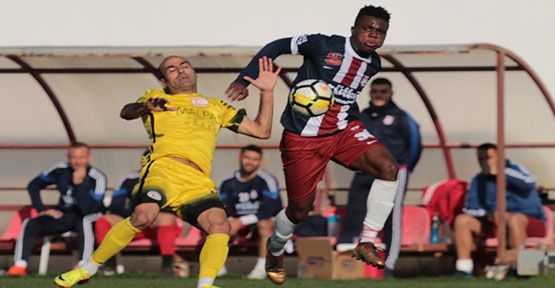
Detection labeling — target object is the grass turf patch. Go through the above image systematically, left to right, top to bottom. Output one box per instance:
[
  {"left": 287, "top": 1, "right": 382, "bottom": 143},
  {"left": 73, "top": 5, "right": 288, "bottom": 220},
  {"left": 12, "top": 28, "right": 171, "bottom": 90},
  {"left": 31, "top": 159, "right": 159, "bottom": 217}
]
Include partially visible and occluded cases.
[{"left": 1, "top": 274, "right": 555, "bottom": 288}]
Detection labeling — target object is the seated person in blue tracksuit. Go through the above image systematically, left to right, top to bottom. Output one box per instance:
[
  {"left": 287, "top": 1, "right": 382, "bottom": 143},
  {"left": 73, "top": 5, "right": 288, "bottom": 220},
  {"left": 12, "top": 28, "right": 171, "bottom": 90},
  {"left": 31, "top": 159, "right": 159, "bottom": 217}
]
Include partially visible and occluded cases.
[
  {"left": 7, "top": 142, "right": 106, "bottom": 276},
  {"left": 454, "top": 143, "right": 545, "bottom": 276},
  {"left": 219, "top": 145, "right": 282, "bottom": 279}
]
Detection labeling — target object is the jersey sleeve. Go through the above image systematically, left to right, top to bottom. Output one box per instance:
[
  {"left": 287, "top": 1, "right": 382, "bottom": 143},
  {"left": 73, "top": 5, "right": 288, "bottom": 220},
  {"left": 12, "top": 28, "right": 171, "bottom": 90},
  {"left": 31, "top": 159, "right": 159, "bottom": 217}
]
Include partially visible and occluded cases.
[
  {"left": 234, "top": 34, "right": 326, "bottom": 86},
  {"left": 290, "top": 34, "right": 326, "bottom": 58},
  {"left": 136, "top": 88, "right": 165, "bottom": 104},
  {"left": 136, "top": 93, "right": 149, "bottom": 104},
  {"left": 219, "top": 100, "right": 246, "bottom": 132},
  {"left": 401, "top": 112, "right": 422, "bottom": 172},
  {"left": 505, "top": 161, "right": 537, "bottom": 193},
  {"left": 257, "top": 171, "right": 283, "bottom": 219}
]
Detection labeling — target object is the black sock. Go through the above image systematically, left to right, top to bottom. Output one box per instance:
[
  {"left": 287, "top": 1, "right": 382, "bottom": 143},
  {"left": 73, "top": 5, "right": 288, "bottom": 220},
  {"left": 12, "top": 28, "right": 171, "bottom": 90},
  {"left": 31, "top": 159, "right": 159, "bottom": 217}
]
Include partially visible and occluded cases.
[{"left": 161, "top": 255, "right": 173, "bottom": 268}]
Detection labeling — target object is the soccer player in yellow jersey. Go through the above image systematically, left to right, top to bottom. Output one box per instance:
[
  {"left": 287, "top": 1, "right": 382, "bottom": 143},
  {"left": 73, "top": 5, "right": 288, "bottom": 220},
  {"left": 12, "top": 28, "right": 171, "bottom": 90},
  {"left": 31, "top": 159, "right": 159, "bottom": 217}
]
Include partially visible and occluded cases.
[{"left": 55, "top": 56, "right": 281, "bottom": 288}]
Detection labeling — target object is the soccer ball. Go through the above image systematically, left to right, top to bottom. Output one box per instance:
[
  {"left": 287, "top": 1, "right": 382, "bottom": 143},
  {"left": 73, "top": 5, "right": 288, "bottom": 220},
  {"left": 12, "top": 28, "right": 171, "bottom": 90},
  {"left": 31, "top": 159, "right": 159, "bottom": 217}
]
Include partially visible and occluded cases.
[{"left": 289, "top": 79, "right": 334, "bottom": 117}]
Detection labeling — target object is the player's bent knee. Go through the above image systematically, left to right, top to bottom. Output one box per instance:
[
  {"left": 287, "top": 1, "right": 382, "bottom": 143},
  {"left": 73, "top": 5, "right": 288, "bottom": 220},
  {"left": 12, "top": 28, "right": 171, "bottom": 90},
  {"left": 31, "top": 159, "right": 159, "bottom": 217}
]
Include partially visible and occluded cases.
[
  {"left": 379, "top": 161, "right": 399, "bottom": 181},
  {"left": 286, "top": 199, "right": 312, "bottom": 224},
  {"left": 131, "top": 204, "right": 159, "bottom": 229},
  {"left": 286, "top": 208, "right": 309, "bottom": 223},
  {"left": 130, "top": 213, "right": 153, "bottom": 230},
  {"left": 507, "top": 213, "right": 526, "bottom": 228},
  {"left": 454, "top": 214, "right": 475, "bottom": 230},
  {"left": 207, "top": 218, "right": 230, "bottom": 235},
  {"left": 257, "top": 219, "right": 274, "bottom": 236}
]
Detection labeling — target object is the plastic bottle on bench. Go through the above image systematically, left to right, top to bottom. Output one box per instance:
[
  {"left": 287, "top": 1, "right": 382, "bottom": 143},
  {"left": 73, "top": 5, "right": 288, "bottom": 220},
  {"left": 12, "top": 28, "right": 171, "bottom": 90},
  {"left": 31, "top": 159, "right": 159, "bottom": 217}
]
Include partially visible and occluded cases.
[
  {"left": 430, "top": 212, "right": 440, "bottom": 243},
  {"left": 327, "top": 214, "right": 339, "bottom": 237}
]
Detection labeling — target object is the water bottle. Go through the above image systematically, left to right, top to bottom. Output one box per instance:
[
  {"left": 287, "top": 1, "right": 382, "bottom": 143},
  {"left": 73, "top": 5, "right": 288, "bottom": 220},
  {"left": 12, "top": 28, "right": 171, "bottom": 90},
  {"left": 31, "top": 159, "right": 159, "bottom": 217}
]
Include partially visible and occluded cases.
[
  {"left": 430, "top": 212, "right": 440, "bottom": 243},
  {"left": 327, "top": 214, "right": 339, "bottom": 237}
]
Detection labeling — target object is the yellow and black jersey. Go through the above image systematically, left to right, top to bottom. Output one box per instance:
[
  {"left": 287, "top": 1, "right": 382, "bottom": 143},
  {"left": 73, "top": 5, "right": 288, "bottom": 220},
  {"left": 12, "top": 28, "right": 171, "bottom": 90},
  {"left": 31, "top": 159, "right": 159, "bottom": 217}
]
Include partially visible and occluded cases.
[{"left": 137, "top": 88, "right": 245, "bottom": 176}]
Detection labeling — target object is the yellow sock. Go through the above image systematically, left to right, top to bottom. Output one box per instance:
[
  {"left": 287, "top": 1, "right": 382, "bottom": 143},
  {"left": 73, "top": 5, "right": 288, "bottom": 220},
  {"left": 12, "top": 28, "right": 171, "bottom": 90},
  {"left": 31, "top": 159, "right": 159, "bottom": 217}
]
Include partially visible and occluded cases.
[
  {"left": 91, "top": 217, "right": 141, "bottom": 265},
  {"left": 199, "top": 233, "right": 230, "bottom": 280}
]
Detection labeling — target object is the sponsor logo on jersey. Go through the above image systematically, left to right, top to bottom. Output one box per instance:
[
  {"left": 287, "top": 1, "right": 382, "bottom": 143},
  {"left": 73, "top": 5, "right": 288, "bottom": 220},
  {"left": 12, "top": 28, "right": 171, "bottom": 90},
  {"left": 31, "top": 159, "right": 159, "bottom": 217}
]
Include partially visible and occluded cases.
[
  {"left": 325, "top": 52, "right": 343, "bottom": 66},
  {"left": 331, "top": 84, "right": 359, "bottom": 105},
  {"left": 192, "top": 97, "right": 209, "bottom": 107},
  {"left": 383, "top": 115, "right": 395, "bottom": 126},
  {"left": 63, "top": 188, "right": 74, "bottom": 207},
  {"left": 250, "top": 189, "right": 258, "bottom": 199},
  {"left": 147, "top": 191, "right": 162, "bottom": 201},
  {"left": 238, "top": 192, "right": 250, "bottom": 203}
]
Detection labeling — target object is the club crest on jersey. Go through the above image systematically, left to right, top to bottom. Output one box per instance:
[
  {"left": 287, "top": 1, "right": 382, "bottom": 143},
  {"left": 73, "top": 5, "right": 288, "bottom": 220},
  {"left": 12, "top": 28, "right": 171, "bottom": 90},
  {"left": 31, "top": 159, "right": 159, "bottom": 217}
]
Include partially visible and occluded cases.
[
  {"left": 325, "top": 52, "right": 343, "bottom": 66},
  {"left": 192, "top": 97, "right": 208, "bottom": 107},
  {"left": 383, "top": 115, "right": 395, "bottom": 126},
  {"left": 146, "top": 191, "right": 162, "bottom": 201}
]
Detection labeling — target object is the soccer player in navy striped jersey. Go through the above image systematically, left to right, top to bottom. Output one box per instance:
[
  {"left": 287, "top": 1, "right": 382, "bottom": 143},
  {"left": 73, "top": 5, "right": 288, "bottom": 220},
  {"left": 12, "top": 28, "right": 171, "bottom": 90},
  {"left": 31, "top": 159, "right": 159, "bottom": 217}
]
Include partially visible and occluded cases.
[{"left": 226, "top": 5, "right": 398, "bottom": 284}]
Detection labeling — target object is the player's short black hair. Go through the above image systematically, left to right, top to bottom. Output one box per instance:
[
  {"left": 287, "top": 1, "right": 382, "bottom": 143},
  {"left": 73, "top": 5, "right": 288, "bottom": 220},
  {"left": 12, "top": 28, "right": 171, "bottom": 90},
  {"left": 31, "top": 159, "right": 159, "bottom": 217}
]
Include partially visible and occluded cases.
[
  {"left": 355, "top": 5, "right": 391, "bottom": 26},
  {"left": 371, "top": 77, "right": 392, "bottom": 88},
  {"left": 69, "top": 141, "right": 89, "bottom": 150},
  {"left": 477, "top": 143, "right": 497, "bottom": 151},
  {"left": 241, "top": 144, "right": 263, "bottom": 155}
]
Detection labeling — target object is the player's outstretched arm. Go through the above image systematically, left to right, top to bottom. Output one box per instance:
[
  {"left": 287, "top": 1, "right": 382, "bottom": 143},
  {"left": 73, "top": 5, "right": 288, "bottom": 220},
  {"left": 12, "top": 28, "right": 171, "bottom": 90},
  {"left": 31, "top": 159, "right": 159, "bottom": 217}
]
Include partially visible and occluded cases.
[
  {"left": 226, "top": 38, "right": 292, "bottom": 102},
  {"left": 236, "top": 57, "right": 281, "bottom": 139},
  {"left": 120, "top": 97, "right": 176, "bottom": 120}
]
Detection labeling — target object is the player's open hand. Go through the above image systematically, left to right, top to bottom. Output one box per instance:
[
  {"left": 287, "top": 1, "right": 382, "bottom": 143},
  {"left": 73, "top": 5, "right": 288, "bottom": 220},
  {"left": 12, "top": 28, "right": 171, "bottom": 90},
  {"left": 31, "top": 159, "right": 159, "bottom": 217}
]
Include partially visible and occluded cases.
[
  {"left": 242, "top": 57, "right": 281, "bottom": 94},
  {"left": 225, "top": 82, "right": 249, "bottom": 102},
  {"left": 145, "top": 97, "right": 177, "bottom": 112}
]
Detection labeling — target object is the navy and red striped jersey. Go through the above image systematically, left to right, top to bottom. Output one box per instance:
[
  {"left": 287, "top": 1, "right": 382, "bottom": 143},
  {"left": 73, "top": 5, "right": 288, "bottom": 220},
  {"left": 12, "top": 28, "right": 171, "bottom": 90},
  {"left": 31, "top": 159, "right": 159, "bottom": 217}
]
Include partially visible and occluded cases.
[{"left": 235, "top": 34, "right": 381, "bottom": 137}]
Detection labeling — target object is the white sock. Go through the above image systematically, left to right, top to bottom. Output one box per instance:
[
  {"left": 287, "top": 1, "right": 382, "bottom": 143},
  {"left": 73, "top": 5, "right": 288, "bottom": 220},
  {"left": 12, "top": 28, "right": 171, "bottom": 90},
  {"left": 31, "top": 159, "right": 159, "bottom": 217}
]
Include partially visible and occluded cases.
[
  {"left": 360, "top": 179, "right": 398, "bottom": 243},
  {"left": 268, "top": 209, "right": 296, "bottom": 256},
  {"left": 254, "top": 257, "right": 266, "bottom": 270},
  {"left": 14, "top": 259, "right": 28, "bottom": 268},
  {"left": 77, "top": 259, "right": 87, "bottom": 267},
  {"left": 456, "top": 259, "right": 473, "bottom": 273},
  {"left": 81, "top": 260, "right": 100, "bottom": 276},
  {"left": 197, "top": 277, "right": 214, "bottom": 288}
]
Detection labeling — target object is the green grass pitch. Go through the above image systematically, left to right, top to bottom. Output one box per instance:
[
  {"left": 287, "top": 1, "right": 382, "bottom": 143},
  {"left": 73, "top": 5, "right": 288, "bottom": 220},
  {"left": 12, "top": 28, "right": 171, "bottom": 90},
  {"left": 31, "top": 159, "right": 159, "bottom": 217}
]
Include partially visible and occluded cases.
[{"left": 1, "top": 274, "right": 555, "bottom": 288}]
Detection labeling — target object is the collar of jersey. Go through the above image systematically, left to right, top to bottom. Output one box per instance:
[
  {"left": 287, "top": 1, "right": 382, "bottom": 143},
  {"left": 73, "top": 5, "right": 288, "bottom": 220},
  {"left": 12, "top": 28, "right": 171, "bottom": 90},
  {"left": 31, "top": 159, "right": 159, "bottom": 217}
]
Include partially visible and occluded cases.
[
  {"left": 346, "top": 38, "right": 374, "bottom": 64},
  {"left": 167, "top": 92, "right": 200, "bottom": 97}
]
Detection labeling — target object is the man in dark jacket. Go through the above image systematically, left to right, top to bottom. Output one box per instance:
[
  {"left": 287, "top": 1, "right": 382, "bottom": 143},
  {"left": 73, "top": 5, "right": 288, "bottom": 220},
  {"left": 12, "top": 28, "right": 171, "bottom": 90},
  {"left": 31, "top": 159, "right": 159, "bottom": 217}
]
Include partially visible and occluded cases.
[
  {"left": 337, "top": 78, "right": 422, "bottom": 276},
  {"left": 7, "top": 142, "right": 106, "bottom": 276},
  {"left": 454, "top": 143, "right": 545, "bottom": 277}
]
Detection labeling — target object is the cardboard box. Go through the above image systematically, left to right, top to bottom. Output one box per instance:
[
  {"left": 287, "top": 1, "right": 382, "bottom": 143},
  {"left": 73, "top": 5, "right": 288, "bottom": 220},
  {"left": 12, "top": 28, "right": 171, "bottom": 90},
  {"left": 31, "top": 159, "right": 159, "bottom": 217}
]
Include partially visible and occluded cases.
[{"left": 297, "top": 237, "right": 365, "bottom": 279}]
